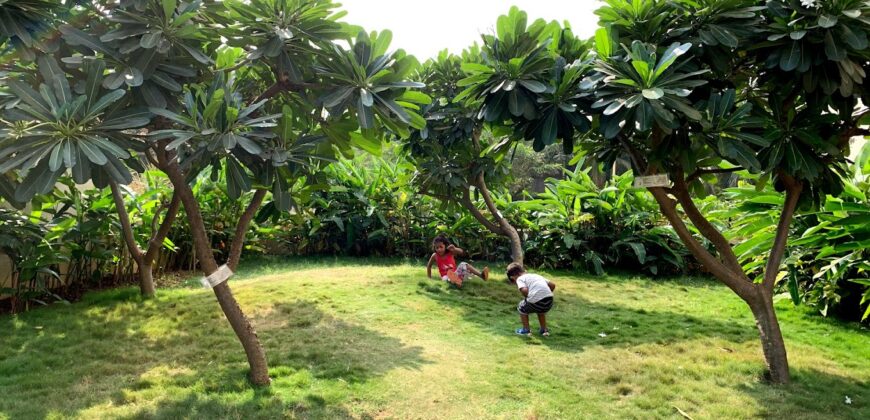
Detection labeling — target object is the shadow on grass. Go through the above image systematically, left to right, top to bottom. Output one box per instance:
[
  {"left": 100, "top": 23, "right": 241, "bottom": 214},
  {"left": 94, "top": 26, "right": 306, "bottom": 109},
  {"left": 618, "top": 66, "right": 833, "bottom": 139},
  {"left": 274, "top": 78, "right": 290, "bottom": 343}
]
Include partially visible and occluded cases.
[
  {"left": 415, "top": 278, "right": 756, "bottom": 352},
  {"left": 0, "top": 290, "right": 425, "bottom": 419},
  {"left": 740, "top": 368, "right": 869, "bottom": 419}
]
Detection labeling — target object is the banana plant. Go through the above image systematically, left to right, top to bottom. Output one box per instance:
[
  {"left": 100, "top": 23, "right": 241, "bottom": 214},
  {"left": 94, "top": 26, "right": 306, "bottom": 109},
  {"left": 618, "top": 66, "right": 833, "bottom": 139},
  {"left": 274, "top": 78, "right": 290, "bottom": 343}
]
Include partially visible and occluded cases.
[{"left": 0, "top": 56, "right": 150, "bottom": 202}]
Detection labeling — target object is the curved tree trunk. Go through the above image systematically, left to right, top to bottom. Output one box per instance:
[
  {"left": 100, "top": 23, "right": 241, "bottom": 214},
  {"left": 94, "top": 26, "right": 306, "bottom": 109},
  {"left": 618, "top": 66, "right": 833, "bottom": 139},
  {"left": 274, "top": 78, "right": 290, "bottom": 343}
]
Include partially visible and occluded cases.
[
  {"left": 163, "top": 159, "right": 271, "bottom": 386},
  {"left": 475, "top": 175, "right": 523, "bottom": 265},
  {"left": 646, "top": 177, "right": 797, "bottom": 384},
  {"left": 109, "top": 181, "right": 153, "bottom": 298},
  {"left": 110, "top": 181, "right": 181, "bottom": 298}
]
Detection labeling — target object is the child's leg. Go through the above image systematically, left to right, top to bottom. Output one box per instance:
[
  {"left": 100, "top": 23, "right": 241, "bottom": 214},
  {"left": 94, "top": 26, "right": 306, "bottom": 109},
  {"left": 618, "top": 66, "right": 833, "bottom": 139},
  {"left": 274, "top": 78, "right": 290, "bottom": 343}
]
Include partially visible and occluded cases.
[
  {"left": 461, "top": 262, "right": 490, "bottom": 280},
  {"left": 464, "top": 262, "right": 481, "bottom": 276},
  {"left": 520, "top": 313, "right": 531, "bottom": 330},
  {"left": 537, "top": 313, "right": 547, "bottom": 330}
]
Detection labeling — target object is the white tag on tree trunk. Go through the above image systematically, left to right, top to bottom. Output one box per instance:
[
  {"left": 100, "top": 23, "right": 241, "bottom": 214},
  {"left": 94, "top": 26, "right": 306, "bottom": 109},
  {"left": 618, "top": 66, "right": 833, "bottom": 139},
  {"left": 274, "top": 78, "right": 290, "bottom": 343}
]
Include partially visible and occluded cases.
[
  {"left": 634, "top": 174, "right": 671, "bottom": 188},
  {"left": 199, "top": 265, "right": 233, "bottom": 289}
]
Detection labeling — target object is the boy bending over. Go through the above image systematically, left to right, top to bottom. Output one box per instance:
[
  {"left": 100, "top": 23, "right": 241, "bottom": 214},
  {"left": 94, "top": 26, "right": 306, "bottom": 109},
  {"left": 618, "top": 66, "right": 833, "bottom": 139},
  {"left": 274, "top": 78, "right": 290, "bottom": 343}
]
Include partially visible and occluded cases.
[{"left": 506, "top": 262, "right": 555, "bottom": 337}]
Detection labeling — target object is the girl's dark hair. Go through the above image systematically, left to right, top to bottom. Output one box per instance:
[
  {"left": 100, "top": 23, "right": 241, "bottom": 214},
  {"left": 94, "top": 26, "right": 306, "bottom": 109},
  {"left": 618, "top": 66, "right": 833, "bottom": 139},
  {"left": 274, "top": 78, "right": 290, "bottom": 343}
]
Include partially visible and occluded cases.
[{"left": 432, "top": 235, "right": 450, "bottom": 247}]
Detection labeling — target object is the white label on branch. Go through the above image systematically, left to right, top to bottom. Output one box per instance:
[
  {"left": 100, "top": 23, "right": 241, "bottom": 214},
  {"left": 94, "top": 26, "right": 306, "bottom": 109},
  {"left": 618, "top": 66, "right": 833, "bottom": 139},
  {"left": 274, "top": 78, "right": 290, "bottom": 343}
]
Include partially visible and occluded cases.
[
  {"left": 634, "top": 174, "right": 671, "bottom": 188},
  {"left": 200, "top": 265, "right": 234, "bottom": 289}
]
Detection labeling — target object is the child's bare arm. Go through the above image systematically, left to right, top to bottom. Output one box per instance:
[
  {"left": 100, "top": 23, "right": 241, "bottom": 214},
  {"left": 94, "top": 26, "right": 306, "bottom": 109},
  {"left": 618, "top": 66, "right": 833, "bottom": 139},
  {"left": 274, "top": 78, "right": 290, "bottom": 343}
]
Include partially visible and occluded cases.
[
  {"left": 447, "top": 244, "right": 465, "bottom": 256},
  {"left": 427, "top": 254, "right": 436, "bottom": 278},
  {"left": 547, "top": 281, "right": 556, "bottom": 291},
  {"left": 519, "top": 287, "right": 529, "bottom": 297}
]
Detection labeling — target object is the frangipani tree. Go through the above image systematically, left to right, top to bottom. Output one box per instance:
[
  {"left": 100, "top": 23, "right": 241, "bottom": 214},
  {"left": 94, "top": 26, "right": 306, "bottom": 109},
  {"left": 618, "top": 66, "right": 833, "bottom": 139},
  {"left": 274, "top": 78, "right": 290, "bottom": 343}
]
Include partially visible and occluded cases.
[
  {"left": 0, "top": 0, "right": 425, "bottom": 386},
  {"left": 576, "top": 0, "right": 870, "bottom": 383},
  {"left": 406, "top": 8, "right": 592, "bottom": 264},
  {"left": 404, "top": 50, "right": 527, "bottom": 263}
]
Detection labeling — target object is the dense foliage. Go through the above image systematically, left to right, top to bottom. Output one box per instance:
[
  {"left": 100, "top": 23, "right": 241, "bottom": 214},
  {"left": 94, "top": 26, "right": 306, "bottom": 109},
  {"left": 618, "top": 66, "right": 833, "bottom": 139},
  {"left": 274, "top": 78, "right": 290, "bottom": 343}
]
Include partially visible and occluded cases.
[{"left": 4, "top": 148, "right": 868, "bottom": 322}]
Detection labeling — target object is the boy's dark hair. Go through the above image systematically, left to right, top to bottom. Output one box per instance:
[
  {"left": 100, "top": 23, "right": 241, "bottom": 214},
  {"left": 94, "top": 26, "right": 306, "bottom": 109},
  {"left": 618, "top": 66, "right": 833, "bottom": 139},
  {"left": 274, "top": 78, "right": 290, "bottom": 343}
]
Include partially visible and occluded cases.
[
  {"left": 432, "top": 235, "right": 450, "bottom": 247},
  {"left": 506, "top": 262, "right": 525, "bottom": 281}
]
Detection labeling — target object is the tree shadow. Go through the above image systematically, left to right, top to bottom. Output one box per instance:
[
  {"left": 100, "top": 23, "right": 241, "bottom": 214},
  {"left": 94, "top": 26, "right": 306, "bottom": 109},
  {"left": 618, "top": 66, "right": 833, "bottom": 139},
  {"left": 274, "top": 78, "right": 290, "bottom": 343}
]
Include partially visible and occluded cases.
[
  {"left": 415, "top": 278, "right": 756, "bottom": 352},
  {"left": 0, "top": 291, "right": 425, "bottom": 419},
  {"left": 739, "top": 368, "right": 869, "bottom": 419}
]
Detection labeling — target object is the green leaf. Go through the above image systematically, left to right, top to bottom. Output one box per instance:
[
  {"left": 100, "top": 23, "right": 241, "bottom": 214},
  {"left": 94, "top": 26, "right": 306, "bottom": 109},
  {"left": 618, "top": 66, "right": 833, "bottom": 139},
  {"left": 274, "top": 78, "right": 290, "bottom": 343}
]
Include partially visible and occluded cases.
[
  {"left": 162, "top": 0, "right": 177, "bottom": 20},
  {"left": 818, "top": 14, "right": 838, "bottom": 28},
  {"left": 839, "top": 24, "right": 868, "bottom": 49},
  {"left": 58, "top": 25, "right": 119, "bottom": 59},
  {"left": 709, "top": 25, "right": 738, "bottom": 48},
  {"left": 594, "top": 27, "right": 612, "bottom": 57},
  {"left": 140, "top": 31, "right": 163, "bottom": 49},
  {"left": 824, "top": 31, "right": 846, "bottom": 61},
  {"left": 780, "top": 41, "right": 801, "bottom": 71},
  {"left": 654, "top": 42, "right": 691, "bottom": 78},
  {"left": 179, "top": 43, "right": 212, "bottom": 64},
  {"left": 83, "top": 59, "right": 106, "bottom": 110},
  {"left": 632, "top": 60, "right": 650, "bottom": 82},
  {"left": 7, "top": 79, "right": 52, "bottom": 119},
  {"left": 518, "top": 79, "right": 547, "bottom": 93},
  {"left": 642, "top": 88, "right": 664, "bottom": 99},
  {"left": 87, "top": 89, "right": 126, "bottom": 117},
  {"left": 203, "top": 89, "right": 225, "bottom": 121},
  {"left": 398, "top": 91, "right": 431, "bottom": 105},
  {"left": 349, "top": 131, "right": 381, "bottom": 155},
  {"left": 235, "top": 135, "right": 263, "bottom": 155},
  {"left": 718, "top": 137, "right": 760, "bottom": 171},
  {"left": 78, "top": 139, "right": 108, "bottom": 165},
  {"left": 225, "top": 157, "right": 251, "bottom": 199},
  {"left": 787, "top": 270, "right": 801, "bottom": 305}
]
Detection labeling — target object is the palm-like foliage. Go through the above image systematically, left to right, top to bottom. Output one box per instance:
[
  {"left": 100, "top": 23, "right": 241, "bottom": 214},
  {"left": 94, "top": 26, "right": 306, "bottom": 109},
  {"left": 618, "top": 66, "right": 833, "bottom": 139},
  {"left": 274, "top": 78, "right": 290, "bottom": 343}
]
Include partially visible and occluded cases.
[
  {"left": 0, "top": 0, "right": 60, "bottom": 56},
  {"left": 317, "top": 30, "right": 427, "bottom": 137},
  {"left": 0, "top": 57, "right": 149, "bottom": 201}
]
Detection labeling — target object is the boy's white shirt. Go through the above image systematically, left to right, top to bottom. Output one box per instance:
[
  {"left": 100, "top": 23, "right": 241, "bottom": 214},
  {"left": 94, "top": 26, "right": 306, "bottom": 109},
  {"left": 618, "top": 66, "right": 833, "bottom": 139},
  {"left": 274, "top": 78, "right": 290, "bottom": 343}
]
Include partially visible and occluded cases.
[{"left": 516, "top": 273, "right": 553, "bottom": 303}]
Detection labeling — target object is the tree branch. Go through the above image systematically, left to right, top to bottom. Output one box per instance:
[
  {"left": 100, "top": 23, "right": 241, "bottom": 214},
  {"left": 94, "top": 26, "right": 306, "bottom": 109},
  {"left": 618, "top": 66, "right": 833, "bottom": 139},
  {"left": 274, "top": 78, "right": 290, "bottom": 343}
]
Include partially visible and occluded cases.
[
  {"left": 251, "top": 80, "right": 320, "bottom": 104},
  {"left": 162, "top": 156, "right": 220, "bottom": 274},
  {"left": 686, "top": 167, "right": 743, "bottom": 183},
  {"left": 671, "top": 173, "right": 747, "bottom": 276},
  {"left": 762, "top": 173, "right": 802, "bottom": 291},
  {"left": 109, "top": 181, "right": 144, "bottom": 264},
  {"left": 647, "top": 186, "right": 755, "bottom": 300},
  {"left": 459, "top": 187, "right": 504, "bottom": 235},
  {"left": 226, "top": 189, "right": 268, "bottom": 272},
  {"left": 143, "top": 192, "right": 181, "bottom": 265}
]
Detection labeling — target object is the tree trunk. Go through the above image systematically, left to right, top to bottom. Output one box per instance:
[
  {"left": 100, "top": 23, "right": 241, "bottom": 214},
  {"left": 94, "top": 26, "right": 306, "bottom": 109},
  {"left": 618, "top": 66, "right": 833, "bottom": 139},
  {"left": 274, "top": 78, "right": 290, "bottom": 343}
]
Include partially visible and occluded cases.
[
  {"left": 162, "top": 159, "right": 271, "bottom": 386},
  {"left": 474, "top": 175, "right": 524, "bottom": 265},
  {"left": 109, "top": 181, "right": 154, "bottom": 298},
  {"left": 647, "top": 185, "right": 791, "bottom": 383},
  {"left": 503, "top": 224, "right": 524, "bottom": 265},
  {"left": 138, "top": 264, "right": 155, "bottom": 297},
  {"left": 748, "top": 289, "right": 790, "bottom": 384}
]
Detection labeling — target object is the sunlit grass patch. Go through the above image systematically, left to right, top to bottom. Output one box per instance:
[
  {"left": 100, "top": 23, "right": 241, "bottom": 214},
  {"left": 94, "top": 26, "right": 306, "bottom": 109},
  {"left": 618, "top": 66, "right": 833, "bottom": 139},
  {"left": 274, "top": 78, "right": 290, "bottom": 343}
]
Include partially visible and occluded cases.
[{"left": 0, "top": 258, "right": 867, "bottom": 419}]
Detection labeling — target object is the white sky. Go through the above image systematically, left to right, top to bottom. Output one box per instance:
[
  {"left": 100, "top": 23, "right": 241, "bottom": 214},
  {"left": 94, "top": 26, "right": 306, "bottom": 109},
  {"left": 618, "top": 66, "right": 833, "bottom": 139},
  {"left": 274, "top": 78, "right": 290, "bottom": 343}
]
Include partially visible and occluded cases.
[{"left": 338, "top": 0, "right": 603, "bottom": 59}]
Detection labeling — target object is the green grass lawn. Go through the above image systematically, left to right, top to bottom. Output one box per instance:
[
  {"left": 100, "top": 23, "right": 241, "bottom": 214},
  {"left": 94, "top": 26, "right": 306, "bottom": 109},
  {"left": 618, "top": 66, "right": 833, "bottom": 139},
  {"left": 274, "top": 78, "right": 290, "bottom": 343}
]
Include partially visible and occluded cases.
[{"left": 1, "top": 258, "right": 867, "bottom": 419}]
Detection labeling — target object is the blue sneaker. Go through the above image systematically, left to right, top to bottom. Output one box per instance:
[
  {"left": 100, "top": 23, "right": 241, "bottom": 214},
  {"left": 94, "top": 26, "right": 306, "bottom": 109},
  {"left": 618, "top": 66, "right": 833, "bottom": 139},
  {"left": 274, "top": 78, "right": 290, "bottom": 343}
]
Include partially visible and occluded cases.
[
  {"left": 515, "top": 328, "right": 531, "bottom": 336},
  {"left": 539, "top": 328, "right": 550, "bottom": 337}
]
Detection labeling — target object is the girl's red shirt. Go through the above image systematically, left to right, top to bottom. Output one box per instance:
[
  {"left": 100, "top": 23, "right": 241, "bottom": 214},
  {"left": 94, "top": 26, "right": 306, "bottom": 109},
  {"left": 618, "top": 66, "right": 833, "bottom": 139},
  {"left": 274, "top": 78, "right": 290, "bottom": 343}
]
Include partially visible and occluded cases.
[{"left": 434, "top": 252, "right": 456, "bottom": 277}]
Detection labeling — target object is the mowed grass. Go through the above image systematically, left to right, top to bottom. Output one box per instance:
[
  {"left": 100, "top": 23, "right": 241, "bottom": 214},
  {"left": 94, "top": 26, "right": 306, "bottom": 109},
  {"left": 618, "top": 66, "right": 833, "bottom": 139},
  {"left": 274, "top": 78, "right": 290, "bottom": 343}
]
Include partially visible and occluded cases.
[{"left": 0, "top": 258, "right": 868, "bottom": 419}]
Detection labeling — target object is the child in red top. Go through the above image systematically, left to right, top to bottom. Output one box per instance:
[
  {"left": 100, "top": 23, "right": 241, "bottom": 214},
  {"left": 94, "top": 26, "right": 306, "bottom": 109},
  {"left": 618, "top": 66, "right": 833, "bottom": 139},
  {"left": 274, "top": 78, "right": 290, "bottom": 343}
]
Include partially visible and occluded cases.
[{"left": 426, "top": 235, "right": 489, "bottom": 287}]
